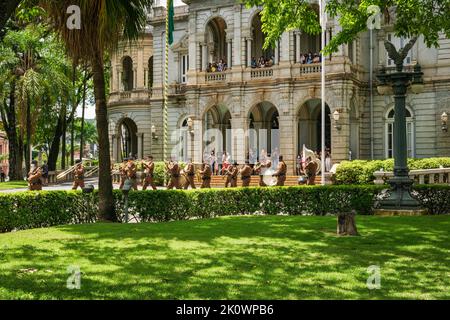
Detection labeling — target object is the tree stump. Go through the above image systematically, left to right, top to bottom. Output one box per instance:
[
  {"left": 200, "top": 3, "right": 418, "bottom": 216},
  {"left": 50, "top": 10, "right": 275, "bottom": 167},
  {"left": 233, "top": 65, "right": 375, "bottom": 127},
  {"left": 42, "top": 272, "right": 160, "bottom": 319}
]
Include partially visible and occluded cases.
[{"left": 337, "top": 210, "right": 359, "bottom": 236}]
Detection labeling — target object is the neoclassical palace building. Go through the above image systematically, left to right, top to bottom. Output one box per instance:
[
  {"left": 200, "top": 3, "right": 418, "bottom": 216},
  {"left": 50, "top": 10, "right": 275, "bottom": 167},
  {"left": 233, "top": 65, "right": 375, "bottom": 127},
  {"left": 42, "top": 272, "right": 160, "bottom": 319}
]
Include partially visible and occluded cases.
[{"left": 107, "top": 0, "right": 450, "bottom": 173}]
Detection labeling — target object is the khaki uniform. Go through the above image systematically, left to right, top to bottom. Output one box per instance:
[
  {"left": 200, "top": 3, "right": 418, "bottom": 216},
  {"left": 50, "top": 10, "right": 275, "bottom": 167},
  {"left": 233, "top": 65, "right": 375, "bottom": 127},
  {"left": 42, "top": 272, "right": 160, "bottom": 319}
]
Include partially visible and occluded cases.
[
  {"left": 126, "top": 161, "right": 138, "bottom": 190},
  {"left": 142, "top": 161, "right": 157, "bottom": 190},
  {"left": 274, "top": 161, "right": 287, "bottom": 186},
  {"left": 305, "top": 161, "right": 318, "bottom": 185},
  {"left": 119, "top": 162, "right": 127, "bottom": 190},
  {"left": 167, "top": 162, "right": 181, "bottom": 190},
  {"left": 183, "top": 163, "right": 196, "bottom": 189},
  {"left": 72, "top": 164, "right": 85, "bottom": 190},
  {"left": 199, "top": 164, "right": 212, "bottom": 188},
  {"left": 224, "top": 165, "right": 236, "bottom": 188},
  {"left": 240, "top": 165, "right": 253, "bottom": 187},
  {"left": 28, "top": 167, "right": 43, "bottom": 191}
]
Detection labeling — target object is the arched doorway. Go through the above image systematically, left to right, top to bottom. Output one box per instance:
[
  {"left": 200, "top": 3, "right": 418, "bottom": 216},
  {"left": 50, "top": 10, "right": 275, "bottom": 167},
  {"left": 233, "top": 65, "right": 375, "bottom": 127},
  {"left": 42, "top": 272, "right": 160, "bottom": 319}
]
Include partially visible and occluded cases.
[
  {"left": 251, "top": 12, "right": 275, "bottom": 61},
  {"left": 205, "top": 17, "right": 228, "bottom": 65},
  {"left": 122, "top": 56, "right": 134, "bottom": 91},
  {"left": 297, "top": 99, "right": 331, "bottom": 154},
  {"left": 248, "top": 102, "right": 279, "bottom": 164},
  {"left": 203, "top": 105, "right": 232, "bottom": 160},
  {"left": 118, "top": 118, "right": 138, "bottom": 160}
]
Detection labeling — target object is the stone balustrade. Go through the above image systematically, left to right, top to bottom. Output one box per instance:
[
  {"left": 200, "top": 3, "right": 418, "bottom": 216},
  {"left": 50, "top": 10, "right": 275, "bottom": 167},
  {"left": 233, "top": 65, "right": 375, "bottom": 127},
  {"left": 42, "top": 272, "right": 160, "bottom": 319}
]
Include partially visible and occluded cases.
[
  {"left": 250, "top": 68, "right": 274, "bottom": 79},
  {"left": 205, "top": 72, "right": 228, "bottom": 82},
  {"left": 374, "top": 168, "right": 450, "bottom": 185}
]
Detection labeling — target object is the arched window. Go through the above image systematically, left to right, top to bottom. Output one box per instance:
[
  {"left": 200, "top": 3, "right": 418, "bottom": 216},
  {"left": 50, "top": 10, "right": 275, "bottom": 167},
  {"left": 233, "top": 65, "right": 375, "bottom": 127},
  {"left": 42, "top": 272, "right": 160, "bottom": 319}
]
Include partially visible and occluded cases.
[
  {"left": 122, "top": 56, "right": 134, "bottom": 91},
  {"left": 385, "top": 107, "right": 415, "bottom": 158}
]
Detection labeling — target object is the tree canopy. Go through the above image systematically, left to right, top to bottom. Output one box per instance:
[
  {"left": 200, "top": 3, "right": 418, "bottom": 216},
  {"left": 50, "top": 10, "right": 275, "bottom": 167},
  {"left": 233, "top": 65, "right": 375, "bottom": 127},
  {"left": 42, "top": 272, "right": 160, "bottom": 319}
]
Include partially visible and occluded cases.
[{"left": 243, "top": 0, "right": 450, "bottom": 55}]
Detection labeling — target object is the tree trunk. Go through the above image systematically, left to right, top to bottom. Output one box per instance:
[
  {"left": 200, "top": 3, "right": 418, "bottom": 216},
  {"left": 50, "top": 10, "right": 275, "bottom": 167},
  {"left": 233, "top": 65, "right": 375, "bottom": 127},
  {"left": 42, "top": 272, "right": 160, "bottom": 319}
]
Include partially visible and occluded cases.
[
  {"left": 92, "top": 55, "right": 116, "bottom": 222},
  {"left": 70, "top": 62, "right": 76, "bottom": 166},
  {"left": 79, "top": 71, "right": 87, "bottom": 161},
  {"left": 1, "top": 79, "right": 23, "bottom": 181},
  {"left": 25, "top": 96, "right": 31, "bottom": 173},
  {"left": 61, "top": 104, "right": 67, "bottom": 170},
  {"left": 47, "top": 106, "right": 65, "bottom": 171},
  {"left": 337, "top": 211, "right": 359, "bottom": 236}
]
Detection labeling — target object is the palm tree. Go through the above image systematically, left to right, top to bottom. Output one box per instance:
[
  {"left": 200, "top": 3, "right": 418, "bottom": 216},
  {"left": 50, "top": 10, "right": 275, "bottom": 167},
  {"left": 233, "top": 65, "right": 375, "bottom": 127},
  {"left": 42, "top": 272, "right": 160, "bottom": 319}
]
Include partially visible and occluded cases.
[{"left": 40, "top": 0, "right": 153, "bottom": 221}]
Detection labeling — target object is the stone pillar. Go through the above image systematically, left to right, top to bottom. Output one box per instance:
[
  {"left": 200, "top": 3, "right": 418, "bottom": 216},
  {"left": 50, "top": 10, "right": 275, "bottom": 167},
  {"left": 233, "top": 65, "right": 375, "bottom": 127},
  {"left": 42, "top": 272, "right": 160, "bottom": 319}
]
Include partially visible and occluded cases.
[
  {"left": 233, "top": 4, "right": 242, "bottom": 67},
  {"left": 295, "top": 31, "right": 302, "bottom": 63},
  {"left": 280, "top": 32, "right": 290, "bottom": 63},
  {"left": 246, "top": 37, "right": 253, "bottom": 67},
  {"left": 227, "top": 39, "right": 233, "bottom": 68},
  {"left": 274, "top": 41, "right": 279, "bottom": 65},
  {"left": 201, "top": 43, "right": 208, "bottom": 71},
  {"left": 137, "top": 48, "right": 144, "bottom": 89},
  {"left": 117, "top": 68, "right": 121, "bottom": 92},
  {"left": 331, "top": 108, "right": 350, "bottom": 163},
  {"left": 278, "top": 114, "right": 296, "bottom": 174},
  {"left": 230, "top": 116, "right": 247, "bottom": 164},
  {"left": 192, "top": 118, "right": 203, "bottom": 163},
  {"left": 137, "top": 133, "right": 144, "bottom": 159},
  {"left": 112, "top": 134, "right": 118, "bottom": 162}
]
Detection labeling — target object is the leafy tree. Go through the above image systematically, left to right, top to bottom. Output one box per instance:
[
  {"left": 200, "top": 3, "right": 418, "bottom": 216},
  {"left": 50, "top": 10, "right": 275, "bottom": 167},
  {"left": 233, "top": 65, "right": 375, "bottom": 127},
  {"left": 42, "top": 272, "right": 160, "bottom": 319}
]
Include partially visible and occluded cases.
[
  {"left": 0, "top": 0, "right": 22, "bottom": 39},
  {"left": 39, "top": 0, "right": 153, "bottom": 221},
  {"left": 243, "top": 0, "right": 450, "bottom": 55}
]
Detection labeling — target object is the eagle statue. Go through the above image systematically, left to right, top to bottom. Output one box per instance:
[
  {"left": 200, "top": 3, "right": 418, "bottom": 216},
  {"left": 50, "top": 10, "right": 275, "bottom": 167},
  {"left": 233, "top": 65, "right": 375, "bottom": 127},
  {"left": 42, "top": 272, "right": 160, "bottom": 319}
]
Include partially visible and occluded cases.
[{"left": 384, "top": 36, "right": 418, "bottom": 71}]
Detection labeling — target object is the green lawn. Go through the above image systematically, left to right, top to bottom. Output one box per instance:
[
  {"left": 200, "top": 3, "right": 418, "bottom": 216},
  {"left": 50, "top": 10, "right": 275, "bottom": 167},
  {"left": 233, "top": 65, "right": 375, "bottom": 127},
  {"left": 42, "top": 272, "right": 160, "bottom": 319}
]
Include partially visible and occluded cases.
[
  {"left": 0, "top": 181, "right": 28, "bottom": 190},
  {"left": 0, "top": 215, "right": 449, "bottom": 300}
]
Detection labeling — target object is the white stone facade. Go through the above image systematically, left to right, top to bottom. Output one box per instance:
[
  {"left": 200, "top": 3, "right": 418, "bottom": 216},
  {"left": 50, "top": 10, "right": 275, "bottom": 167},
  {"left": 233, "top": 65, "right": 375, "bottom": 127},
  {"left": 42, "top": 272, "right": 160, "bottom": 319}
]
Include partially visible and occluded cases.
[{"left": 107, "top": 0, "right": 450, "bottom": 173}]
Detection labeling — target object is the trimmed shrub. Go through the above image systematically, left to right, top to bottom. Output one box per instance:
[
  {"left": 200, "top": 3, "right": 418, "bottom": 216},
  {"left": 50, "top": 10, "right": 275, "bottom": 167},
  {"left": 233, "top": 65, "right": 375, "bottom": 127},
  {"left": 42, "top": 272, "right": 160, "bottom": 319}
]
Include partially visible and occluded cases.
[
  {"left": 334, "top": 158, "right": 450, "bottom": 185},
  {"left": 1, "top": 185, "right": 448, "bottom": 233}
]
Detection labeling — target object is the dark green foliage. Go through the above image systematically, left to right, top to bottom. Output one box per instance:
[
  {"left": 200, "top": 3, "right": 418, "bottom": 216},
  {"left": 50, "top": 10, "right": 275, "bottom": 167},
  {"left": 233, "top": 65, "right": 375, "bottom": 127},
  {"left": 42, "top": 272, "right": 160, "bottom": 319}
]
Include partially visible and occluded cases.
[
  {"left": 335, "top": 158, "right": 450, "bottom": 185},
  {"left": 1, "top": 184, "right": 449, "bottom": 233}
]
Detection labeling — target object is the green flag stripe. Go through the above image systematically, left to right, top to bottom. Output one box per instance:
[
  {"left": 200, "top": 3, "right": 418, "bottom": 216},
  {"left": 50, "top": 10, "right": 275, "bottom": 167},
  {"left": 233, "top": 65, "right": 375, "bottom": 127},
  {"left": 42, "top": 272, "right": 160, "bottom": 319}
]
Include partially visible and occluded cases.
[{"left": 168, "top": 0, "right": 174, "bottom": 45}]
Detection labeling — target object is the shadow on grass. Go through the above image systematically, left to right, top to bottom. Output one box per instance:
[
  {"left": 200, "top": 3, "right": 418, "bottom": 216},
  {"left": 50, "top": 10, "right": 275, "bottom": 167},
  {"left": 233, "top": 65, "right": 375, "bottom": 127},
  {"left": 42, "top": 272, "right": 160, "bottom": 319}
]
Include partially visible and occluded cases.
[{"left": 0, "top": 215, "right": 449, "bottom": 299}]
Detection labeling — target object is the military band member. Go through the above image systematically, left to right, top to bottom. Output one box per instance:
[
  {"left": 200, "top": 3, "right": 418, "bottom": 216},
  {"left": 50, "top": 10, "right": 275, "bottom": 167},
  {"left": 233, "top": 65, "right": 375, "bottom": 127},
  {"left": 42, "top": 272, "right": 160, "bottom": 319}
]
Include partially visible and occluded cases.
[
  {"left": 142, "top": 155, "right": 157, "bottom": 191},
  {"left": 273, "top": 155, "right": 287, "bottom": 186},
  {"left": 126, "top": 157, "right": 138, "bottom": 190},
  {"left": 304, "top": 157, "right": 318, "bottom": 185},
  {"left": 119, "top": 158, "right": 128, "bottom": 190},
  {"left": 72, "top": 159, "right": 85, "bottom": 190},
  {"left": 182, "top": 159, "right": 196, "bottom": 189},
  {"left": 28, "top": 160, "right": 43, "bottom": 191},
  {"left": 166, "top": 160, "right": 181, "bottom": 190},
  {"left": 199, "top": 161, "right": 212, "bottom": 188},
  {"left": 240, "top": 161, "right": 253, "bottom": 187},
  {"left": 223, "top": 162, "right": 235, "bottom": 188}
]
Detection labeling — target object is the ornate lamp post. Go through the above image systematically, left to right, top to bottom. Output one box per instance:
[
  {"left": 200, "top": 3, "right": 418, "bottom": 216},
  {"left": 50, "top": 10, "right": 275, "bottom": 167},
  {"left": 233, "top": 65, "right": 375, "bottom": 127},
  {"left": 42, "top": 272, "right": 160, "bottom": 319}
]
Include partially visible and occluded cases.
[{"left": 376, "top": 38, "right": 424, "bottom": 209}]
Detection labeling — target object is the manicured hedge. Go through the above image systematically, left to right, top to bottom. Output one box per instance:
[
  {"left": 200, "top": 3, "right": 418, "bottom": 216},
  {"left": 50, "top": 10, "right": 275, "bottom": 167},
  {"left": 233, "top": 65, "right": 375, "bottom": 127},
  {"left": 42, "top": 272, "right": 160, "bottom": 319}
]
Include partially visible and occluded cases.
[
  {"left": 334, "top": 158, "right": 450, "bottom": 185},
  {"left": 1, "top": 185, "right": 449, "bottom": 233}
]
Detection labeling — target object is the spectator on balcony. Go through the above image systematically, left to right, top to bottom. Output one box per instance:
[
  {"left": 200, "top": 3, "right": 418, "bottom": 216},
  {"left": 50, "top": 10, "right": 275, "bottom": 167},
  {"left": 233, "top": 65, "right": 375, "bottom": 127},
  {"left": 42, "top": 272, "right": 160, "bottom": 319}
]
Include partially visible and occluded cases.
[
  {"left": 306, "top": 52, "right": 313, "bottom": 64},
  {"left": 300, "top": 53, "right": 306, "bottom": 64},
  {"left": 313, "top": 53, "right": 320, "bottom": 63},
  {"left": 251, "top": 57, "right": 257, "bottom": 68},
  {"left": 265, "top": 58, "right": 274, "bottom": 67},
  {"left": 206, "top": 63, "right": 212, "bottom": 73}
]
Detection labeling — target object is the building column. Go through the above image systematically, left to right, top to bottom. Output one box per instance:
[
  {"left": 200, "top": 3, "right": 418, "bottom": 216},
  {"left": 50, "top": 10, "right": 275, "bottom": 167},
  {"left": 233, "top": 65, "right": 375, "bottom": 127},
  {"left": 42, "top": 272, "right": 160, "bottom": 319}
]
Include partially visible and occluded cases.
[
  {"left": 295, "top": 31, "right": 302, "bottom": 63},
  {"left": 246, "top": 37, "right": 253, "bottom": 67},
  {"left": 227, "top": 39, "right": 232, "bottom": 68},
  {"left": 274, "top": 40, "right": 279, "bottom": 65},
  {"left": 201, "top": 42, "right": 208, "bottom": 71},
  {"left": 117, "top": 68, "right": 121, "bottom": 92},
  {"left": 278, "top": 114, "right": 296, "bottom": 174},
  {"left": 230, "top": 116, "right": 247, "bottom": 164},
  {"left": 192, "top": 118, "right": 203, "bottom": 163},
  {"left": 137, "top": 133, "right": 144, "bottom": 160},
  {"left": 112, "top": 134, "right": 118, "bottom": 162}
]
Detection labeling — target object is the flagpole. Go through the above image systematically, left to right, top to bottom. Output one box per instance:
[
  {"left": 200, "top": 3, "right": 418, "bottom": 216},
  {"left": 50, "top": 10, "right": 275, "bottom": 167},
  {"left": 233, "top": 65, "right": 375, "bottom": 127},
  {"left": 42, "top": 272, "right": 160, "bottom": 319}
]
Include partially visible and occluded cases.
[
  {"left": 164, "top": 0, "right": 170, "bottom": 184},
  {"left": 320, "top": 0, "right": 326, "bottom": 186}
]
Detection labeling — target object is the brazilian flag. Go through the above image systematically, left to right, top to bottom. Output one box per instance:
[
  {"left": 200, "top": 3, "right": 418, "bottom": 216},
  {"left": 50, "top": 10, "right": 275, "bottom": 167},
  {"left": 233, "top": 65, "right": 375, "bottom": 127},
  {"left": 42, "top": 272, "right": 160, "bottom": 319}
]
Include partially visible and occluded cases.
[{"left": 167, "top": 0, "right": 175, "bottom": 45}]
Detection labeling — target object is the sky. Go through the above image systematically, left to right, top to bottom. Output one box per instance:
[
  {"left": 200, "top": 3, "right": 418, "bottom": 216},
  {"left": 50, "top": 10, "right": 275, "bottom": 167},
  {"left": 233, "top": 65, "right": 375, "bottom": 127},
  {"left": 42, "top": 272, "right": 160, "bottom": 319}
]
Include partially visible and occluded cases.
[{"left": 79, "top": 0, "right": 186, "bottom": 120}]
